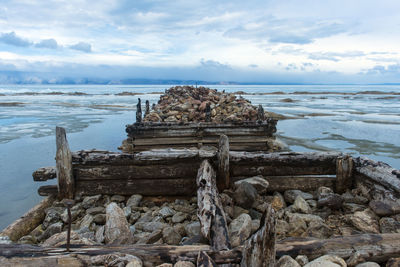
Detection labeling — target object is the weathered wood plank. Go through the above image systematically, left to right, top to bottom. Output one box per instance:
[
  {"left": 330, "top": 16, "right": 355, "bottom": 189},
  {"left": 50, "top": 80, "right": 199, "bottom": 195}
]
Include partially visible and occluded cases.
[
  {"left": 55, "top": 126, "right": 74, "bottom": 199},
  {"left": 217, "top": 134, "right": 230, "bottom": 191},
  {"left": 132, "top": 135, "right": 272, "bottom": 145},
  {"left": 130, "top": 143, "right": 272, "bottom": 152},
  {"left": 230, "top": 152, "right": 340, "bottom": 176},
  {"left": 336, "top": 155, "right": 353, "bottom": 194},
  {"left": 353, "top": 157, "right": 400, "bottom": 194},
  {"left": 197, "top": 160, "right": 231, "bottom": 251},
  {"left": 74, "top": 163, "right": 199, "bottom": 181},
  {"left": 32, "top": 167, "right": 56, "bottom": 181},
  {"left": 75, "top": 178, "right": 197, "bottom": 196},
  {"left": 38, "top": 185, "right": 58, "bottom": 196},
  {"left": 0, "top": 196, "right": 55, "bottom": 242},
  {"left": 241, "top": 205, "right": 275, "bottom": 267},
  {"left": 197, "top": 251, "right": 217, "bottom": 267}
]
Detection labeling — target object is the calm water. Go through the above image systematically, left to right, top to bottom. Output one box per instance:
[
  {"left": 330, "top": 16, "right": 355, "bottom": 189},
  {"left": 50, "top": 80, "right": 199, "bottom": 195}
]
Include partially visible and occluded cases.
[{"left": 0, "top": 84, "right": 399, "bottom": 230}]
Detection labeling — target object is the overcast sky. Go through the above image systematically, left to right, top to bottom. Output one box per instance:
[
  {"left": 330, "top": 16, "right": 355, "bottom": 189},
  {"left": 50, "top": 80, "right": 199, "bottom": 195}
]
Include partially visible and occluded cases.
[{"left": 1, "top": 0, "right": 400, "bottom": 83}]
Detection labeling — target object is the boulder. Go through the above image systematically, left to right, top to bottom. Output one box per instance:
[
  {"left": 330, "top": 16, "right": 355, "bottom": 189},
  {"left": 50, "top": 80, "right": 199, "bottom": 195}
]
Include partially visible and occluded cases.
[
  {"left": 234, "top": 176, "right": 269, "bottom": 194},
  {"left": 233, "top": 182, "right": 258, "bottom": 209},
  {"left": 293, "top": 196, "right": 312, "bottom": 214},
  {"left": 104, "top": 202, "right": 133, "bottom": 244},
  {"left": 349, "top": 209, "right": 380, "bottom": 233},
  {"left": 228, "top": 213, "right": 252, "bottom": 247},
  {"left": 276, "top": 255, "right": 301, "bottom": 267},
  {"left": 304, "top": 255, "right": 346, "bottom": 267}
]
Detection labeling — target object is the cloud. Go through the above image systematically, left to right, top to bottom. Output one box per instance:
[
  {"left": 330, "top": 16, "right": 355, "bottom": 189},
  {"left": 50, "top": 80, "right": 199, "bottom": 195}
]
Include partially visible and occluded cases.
[
  {"left": 0, "top": 32, "right": 31, "bottom": 47},
  {"left": 35, "top": 39, "right": 59, "bottom": 49},
  {"left": 69, "top": 42, "right": 92, "bottom": 53},
  {"left": 308, "top": 51, "right": 365, "bottom": 61},
  {"left": 199, "top": 59, "right": 231, "bottom": 69},
  {"left": 249, "top": 64, "right": 258, "bottom": 68},
  {"left": 365, "top": 64, "right": 400, "bottom": 75}
]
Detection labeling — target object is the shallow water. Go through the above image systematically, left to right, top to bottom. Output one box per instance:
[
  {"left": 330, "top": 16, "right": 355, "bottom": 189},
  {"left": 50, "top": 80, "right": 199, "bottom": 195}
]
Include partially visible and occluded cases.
[{"left": 0, "top": 84, "right": 399, "bottom": 230}]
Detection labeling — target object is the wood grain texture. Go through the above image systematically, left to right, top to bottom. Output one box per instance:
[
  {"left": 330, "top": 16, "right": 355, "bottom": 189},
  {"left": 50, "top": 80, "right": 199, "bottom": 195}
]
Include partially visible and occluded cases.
[
  {"left": 55, "top": 127, "right": 74, "bottom": 199},
  {"left": 217, "top": 134, "right": 230, "bottom": 191},
  {"left": 336, "top": 155, "right": 353, "bottom": 194},
  {"left": 32, "top": 167, "right": 56, "bottom": 181}
]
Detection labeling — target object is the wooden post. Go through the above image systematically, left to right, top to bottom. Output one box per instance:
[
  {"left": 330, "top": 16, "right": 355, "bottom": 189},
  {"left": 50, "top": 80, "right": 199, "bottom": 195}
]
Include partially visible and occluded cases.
[
  {"left": 136, "top": 98, "right": 142, "bottom": 123},
  {"left": 145, "top": 100, "right": 150, "bottom": 116},
  {"left": 205, "top": 103, "right": 211, "bottom": 122},
  {"left": 257, "top": 104, "right": 265, "bottom": 122},
  {"left": 56, "top": 127, "right": 74, "bottom": 199},
  {"left": 217, "top": 134, "right": 230, "bottom": 191},
  {"left": 336, "top": 155, "right": 353, "bottom": 194},
  {"left": 197, "top": 160, "right": 231, "bottom": 251},
  {"left": 241, "top": 205, "right": 276, "bottom": 267},
  {"left": 197, "top": 251, "right": 217, "bottom": 267}
]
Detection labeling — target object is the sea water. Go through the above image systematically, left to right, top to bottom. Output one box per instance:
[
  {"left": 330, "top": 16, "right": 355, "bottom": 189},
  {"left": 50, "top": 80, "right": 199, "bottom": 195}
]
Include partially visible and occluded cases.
[{"left": 0, "top": 84, "right": 399, "bottom": 230}]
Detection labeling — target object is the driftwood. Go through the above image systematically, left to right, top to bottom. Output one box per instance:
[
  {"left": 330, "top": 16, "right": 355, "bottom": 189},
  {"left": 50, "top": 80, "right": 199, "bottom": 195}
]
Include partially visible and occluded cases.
[
  {"left": 136, "top": 98, "right": 142, "bottom": 123},
  {"left": 55, "top": 127, "right": 74, "bottom": 199},
  {"left": 217, "top": 134, "right": 230, "bottom": 191},
  {"left": 336, "top": 155, "right": 353, "bottom": 194},
  {"left": 353, "top": 157, "right": 400, "bottom": 194},
  {"left": 197, "top": 160, "right": 231, "bottom": 251},
  {"left": 32, "top": 167, "right": 56, "bottom": 181},
  {"left": 38, "top": 185, "right": 58, "bottom": 196},
  {"left": 0, "top": 196, "right": 55, "bottom": 242},
  {"left": 241, "top": 205, "right": 276, "bottom": 267},
  {"left": 197, "top": 251, "right": 217, "bottom": 267}
]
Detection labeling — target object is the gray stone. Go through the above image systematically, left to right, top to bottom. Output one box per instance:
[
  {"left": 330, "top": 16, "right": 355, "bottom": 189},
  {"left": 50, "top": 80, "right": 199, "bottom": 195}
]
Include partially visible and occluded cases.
[
  {"left": 234, "top": 176, "right": 269, "bottom": 194},
  {"left": 233, "top": 182, "right": 258, "bottom": 209},
  {"left": 317, "top": 186, "right": 334, "bottom": 199},
  {"left": 284, "top": 190, "right": 313, "bottom": 204},
  {"left": 271, "top": 192, "right": 287, "bottom": 211},
  {"left": 82, "top": 194, "right": 102, "bottom": 209},
  {"left": 110, "top": 194, "right": 125, "bottom": 202},
  {"left": 127, "top": 194, "right": 143, "bottom": 208},
  {"left": 317, "top": 194, "right": 343, "bottom": 210},
  {"left": 293, "top": 196, "right": 312, "bottom": 214},
  {"left": 369, "top": 200, "right": 400, "bottom": 217},
  {"left": 104, "top": 202, "right": 133, "bottom": 244},
  {"left": 343, "top": 203, "right": 367, "bottom": 213},
  {"left": 233, "top": 205, "right": 249, "bottom": 219},
  {"left": 86, "top": 206, "right": 105, "bottom": 215},
  {"left": 123, "top": 206, "right": 132, "bottom": 218},
  {"left": 159, "top": 206, "right": 176, "bottom": 218},
  {"left": 43, "top": 207, "right": 63, "bottom": 229},
  {"left": 61, "top": 207, "right": 83, "bottom": 223},
  {"left": 249, "top": 209, "right": 262, "bottom": 220},
  {"left": 350, "top": 209, "right": 380, "bottom": 233},
  {"left": 137, "top": 210, "right": 153, "bottom": 223},
  {"left": 129, "top": 211, "right": 141, "bottom": 224},
  {"left": 172, "top": 211, "right": 188, "bottom": 223},
  {"left": 286, "top": 212, "right": 323, "bottom": 225},
  {"left": 93, "top": 213, "right": 106, "bottom": 225},
  {"left": 228, "top": 213, "right": 252, "bottom": 247},
  {"left": 79, "top": 214, "right": 94, "bottom": 230},
  {"left": 379, "top": 217, "right": 400, "bottom": 233},
  {"left": 251, "top": 219, "right": 261, "bottom": 234},
  {"left": 276, "top": 219, "right": 290, "bottom": 236},
  {"left": 306, "top": 221, "right": 333, "bottom": 239},
  {"left": 39, "top": 222, "right": 63, "bottom": 241},
  {"left": 142, "top": 222, "right": 168, "bottom": 232},
  {"left": 185, "top": 222, "right": 201, "bottom": 237},
  {"left": 95, "top": 225, "right": 105, "bottom": 243},
  {"left": 162, "top": 226, "right": 182, "bottom": 245},
  {"left": 136, "top": 229, "right": 163, "bottom": 244},
  {"left": 17, "top": 235, "right": 36, "bottom": 245},
  {"left": 276, "top": 255, "right": 301, "bottom": 267},
  {"left": 295, "top": 255, "right": 309, "bottom": 266},
  {"left": 304, "top": 255, "right": 346, "bottom": 267},
  {"left": 126, "top": 256, "right": 143, "bottom": 267},
  {"left": 174, "top": 261, "right": 195, "bottom": 267},
  {"left": 355, "top": 262, "right": 380, "bottom": 267}
]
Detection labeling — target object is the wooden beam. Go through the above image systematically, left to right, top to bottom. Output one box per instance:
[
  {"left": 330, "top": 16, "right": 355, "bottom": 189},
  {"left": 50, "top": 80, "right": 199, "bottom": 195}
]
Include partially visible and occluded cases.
[
  {"left": 136, "top": 98, "right": 142, "bottom": 123},
  {"left": 55, "top": 127, "right": 74, "bottom": 199},
  {"left": 217, "top": 134, "right": 230, "bottom": 191},
  {"left": 336, "top": 155, "right": 353, "bottom": 194},
  {"left": 197, "top": 160, "right": 231, "bottom": 251},
  {"left": 32, "top": 167, "right": 56, "bottom": 181},
  {"left": 38, "top": 185, "right": 58, "bottom": 196},
  {"left": 0, "top": 196, "right": 55, "bottom": 242},
  {"left": 241, "top": 205, "right": 276, "bottom": 267}
]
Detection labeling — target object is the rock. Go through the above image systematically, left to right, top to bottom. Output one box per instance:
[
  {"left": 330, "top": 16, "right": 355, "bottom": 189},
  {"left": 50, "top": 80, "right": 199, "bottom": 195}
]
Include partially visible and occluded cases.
[
  {"left": 234, "top": 176, "right": 269, "bottom": 194},
  {"left": 233, "top": 182, "right": 258, "bottom": 209},
  {"left": 317, "top": 186, "right": 334, "bottom": 199},
  {"left": 284, "top": 190, "right": 313, "bottom": 204},
  {"left": 272, "top": 192, "right": 287, "bottom": 211},
  {"left": 111, "top": 194, "right": 125, "bottom": 202},
  {"left": 127, "top": 194, "right": 143, "bottom": 208},
  {"left": 317, "top": 194, "right": 343, "bottom": 210},
  {"left": 82, "top": 195, "right": 102, "bottom": 209},
  {"left": 293, "top": 196, "right": 312, "bottom": 214},
  {"left": 369, "top": 200, "right": 400, "bottom": 217},
  {"left": 104, "top": 202, "right": 133, "bottom": 244},
  {"left": 343, "top": 203, "right": 367, "bottom": 213},
  {"left": 233, "top": 205, "right": 249, "bottom": 219},
  {"left": 86, "top": 206, "right": 105, "bottom": 215},
  {"left": 123, "top": 206, "right": 132, "bottom": 218},
  {"left": 159, "top": 206, "right": 176, "bottom": 218},
  {"left": 43, "top": 207, "right": 63, "bottom": 229},
  {"left": 61, "top": 208, "right": 83, "bottom": 223},
  {"left": 249, "top": 209, "right": 262, "bottom": 220},
  {"left": 349, "top": 209, "right": 380, "bottom": 233},
  {"left": 137, "top": 210, "right": 153, "bottom": 223},
  {"left": 129, "top": 211, "right": 141, "bottom": 224},
  {"left": 172, "top": 211, "right": 188, "bottom": 223},
  {"left": 286, "top": 212, "right": 324, "bottom": 225},
  {"left": 93, "top": 213, "right": 106, "bottom": 224},
  {"left": 228, "top": 213, "right": 252, "bottom": 247},
  {"left": 79, "top": 214, "right": 94, "bottom": 230},
  {"left": 379, "top": 217, "right": 400, "bottom": 233},
  {"left": 251, "top": 219, "right": 261, "bottom": 234},
  {"left": 276, "top": 219, "right": 290, "bottom": 236},
  {"left": 288, "top": 220, "right": 307, "bottom": 237},
  {"left": 306, "top": 221, "right": 333, "bottom": 239},
  {"left": 39, "top": 222, "right": 63, "bottom": 241},
  {"left": 141, "top": 222, "right": 168, "bottom": 232},
  {"left": 185, "top": 222, "right": 201, "bottom": 237},
  {"left": 174, "top": 224, "right": 186, "bottom": 237},
  {"left": 95, "top": 225, "right": 105, "bottom": 243},
  {"left": 162, "top": 226, "right": 182, "bottom": 245},
  {"left": 136, "top": 229, "right": 163, "bottom": 244},
  {"left": 42, "top": 230, "right": 96, "bottom": 247},
  {"left": 18, "top": 235, "right": 36, "bottom": 244},
  {"left": 0, "top": 236, "right": 12, "bottom": 244},
  {"left": 276, "top": 255, "right": 301, "bottom": 267},
  {"left": 295, "top": 255, "right": 309, "bottom": 266},
  {"left": 304, "top": 255, "right": 346, "bottom": 267},
  {"left": 126, "top": 256, "right": 143, "bottom": 267},
  {"left": 387, "top": 257, "right": 400, "bottom": 267},
  {"left": 174, "top": 261, "right": 195, "bottom": 267},
  {"left": 355, "top": 262, "right": 380, "bottom": 267},
  {"left": 157, "top": 264, "right": 173, "bottom": 267}
]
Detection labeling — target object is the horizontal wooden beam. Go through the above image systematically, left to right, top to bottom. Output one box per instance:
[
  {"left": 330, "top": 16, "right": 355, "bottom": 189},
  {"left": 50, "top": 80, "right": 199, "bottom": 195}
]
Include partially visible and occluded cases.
[
  {"left": 32, "top": 167, "right": 56, "bottom": 181},
  {"left": 38, "top": 185, "right": 58, "bottom": 196}
]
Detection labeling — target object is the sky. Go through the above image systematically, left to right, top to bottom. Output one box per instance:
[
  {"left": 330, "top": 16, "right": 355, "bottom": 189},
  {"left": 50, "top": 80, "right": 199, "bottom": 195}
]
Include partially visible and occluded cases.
[{"left": 0, "top": 0, "right": 400, "bottom": 84}]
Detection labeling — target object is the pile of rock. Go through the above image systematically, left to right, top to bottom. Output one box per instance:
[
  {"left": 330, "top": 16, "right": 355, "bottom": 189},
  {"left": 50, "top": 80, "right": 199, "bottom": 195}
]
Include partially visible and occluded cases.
[
  {"left": 143, "top": 86, "right": 268, "bottom": 123},
  {"left": 15, "top": 177, "right": 400, "bottom": 266}
]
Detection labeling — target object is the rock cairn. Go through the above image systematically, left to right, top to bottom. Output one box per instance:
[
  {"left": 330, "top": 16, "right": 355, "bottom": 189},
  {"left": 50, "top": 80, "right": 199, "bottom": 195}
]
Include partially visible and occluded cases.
[
  {"left": 143, "top": 86, "right": 267, "bottom": 123},
  {"left": 14, "top": 179, "right": 400, "bottom": 266}
]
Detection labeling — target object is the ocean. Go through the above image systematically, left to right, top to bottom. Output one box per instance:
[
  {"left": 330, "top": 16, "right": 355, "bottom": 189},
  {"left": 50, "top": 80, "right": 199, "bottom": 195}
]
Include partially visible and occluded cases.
[{"left": 0, "top": 84, "right": 399, "bottom": 230}]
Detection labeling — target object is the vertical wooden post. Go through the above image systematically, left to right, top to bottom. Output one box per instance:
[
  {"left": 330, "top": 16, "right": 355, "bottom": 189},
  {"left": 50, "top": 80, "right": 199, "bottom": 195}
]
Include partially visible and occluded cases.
[
  {"left": 136, "top": 98, "right": 142, "bottom": 123},
  {"left": 145, "top": 100, "right": 150, "bottom": 116},
  {"left": 205, "top": 103, "right": 211, "bottom": 122},
  {"left": 257, "top": 104, "right": 265, "bottom": 122},
  {"left": 55, "top": 127, "right": 74, "bottom": 199},
  {"left": 217, "top": 134, "right": 230, "bottom": 192},
  {"left": 336, "top": 155, "right": 353, "bottom": 194},
  {"left": 241, "top": 205, "right": 276, "bottom": 267}
]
